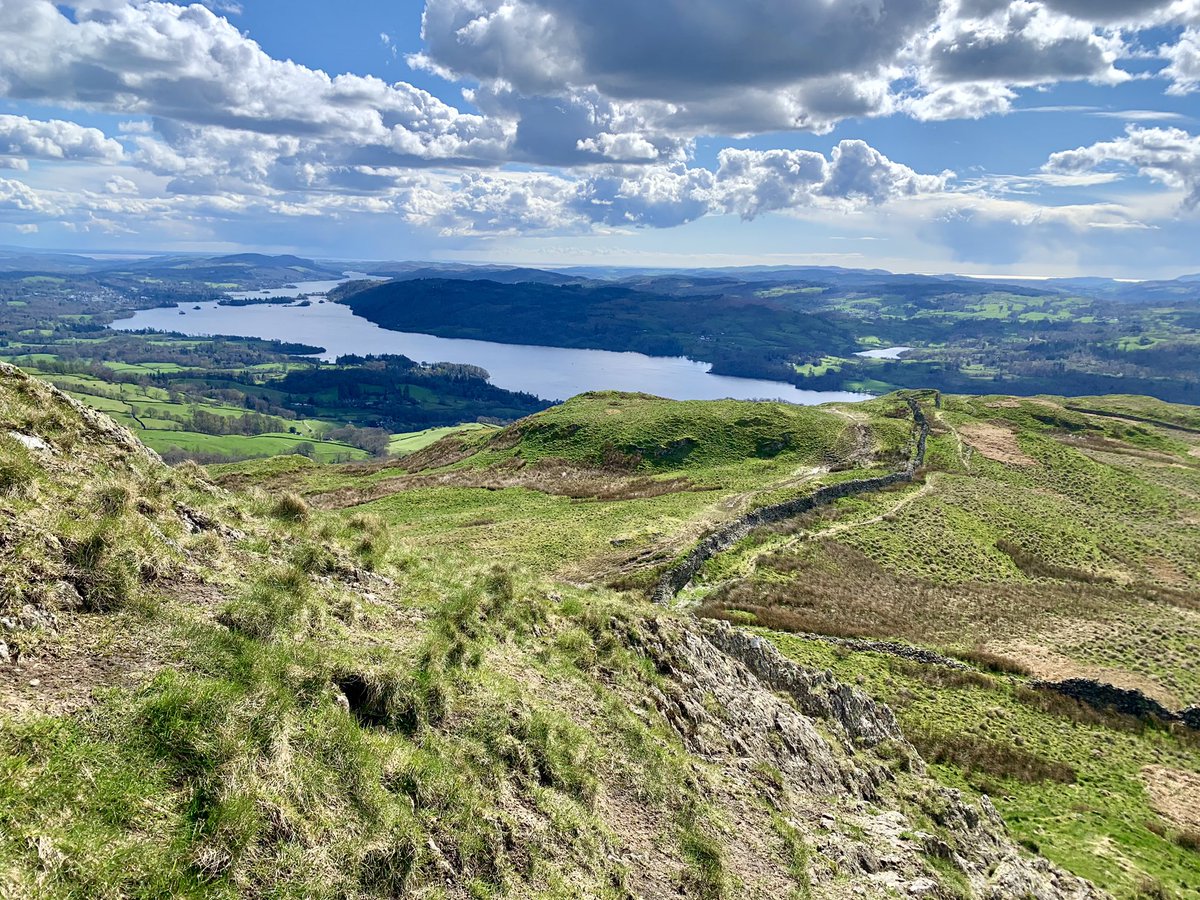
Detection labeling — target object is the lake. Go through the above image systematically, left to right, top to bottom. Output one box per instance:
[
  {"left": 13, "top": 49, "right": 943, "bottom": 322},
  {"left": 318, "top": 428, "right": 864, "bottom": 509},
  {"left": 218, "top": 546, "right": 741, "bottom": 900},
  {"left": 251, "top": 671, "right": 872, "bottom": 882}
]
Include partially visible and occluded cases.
[
  {"left": 112, "top": 280, "right": 870, "bottom": 405},
  {"left": 855, "top": 346, "right": 912, "bottom": 360}
]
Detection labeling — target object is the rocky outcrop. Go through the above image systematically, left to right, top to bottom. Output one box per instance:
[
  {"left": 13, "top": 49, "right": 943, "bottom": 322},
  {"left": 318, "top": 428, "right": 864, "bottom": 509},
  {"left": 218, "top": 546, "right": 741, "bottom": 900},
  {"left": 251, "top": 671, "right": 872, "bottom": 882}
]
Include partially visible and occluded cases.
[
  {"left": 0, "top": 361, "right": 161, "bottom": 466},
  {"left": 653, "top": 397, "right": 931, "bottom": 604},
  {"left": 640, "top": 617, "right": 1107, "bottom": 899}
]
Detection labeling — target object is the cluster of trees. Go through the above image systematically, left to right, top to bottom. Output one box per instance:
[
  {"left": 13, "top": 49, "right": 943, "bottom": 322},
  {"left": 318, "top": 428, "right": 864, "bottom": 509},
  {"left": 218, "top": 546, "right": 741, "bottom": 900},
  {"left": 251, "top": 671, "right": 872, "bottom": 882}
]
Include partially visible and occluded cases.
[
  {"left": 338, "top": 279, "right": 858, "bottom": 382},
  {"left": 273, "top": 354, "right": 548, "bottom": 432},
  {"left": 176, "top": 408, "right": 293, "bottom": 437},
  {"left": 326, "top": 424, "right": 391, "bottom": 456}
]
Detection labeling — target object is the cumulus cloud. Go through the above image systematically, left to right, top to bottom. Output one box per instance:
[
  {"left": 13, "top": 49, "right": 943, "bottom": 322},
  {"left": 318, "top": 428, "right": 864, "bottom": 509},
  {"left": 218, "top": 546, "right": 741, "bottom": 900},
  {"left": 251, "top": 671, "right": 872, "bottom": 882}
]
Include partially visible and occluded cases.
[
  {"left": 0, "top": 0, "right": 510, "bottom": 163},
  {"left": 0, "top": 0, "right": 1195, "bottom": 249},
  {"left": 414, "top": 0, "right": 940, "bottom": 135},
  {"left": 415, "top": 0, "right": 938, "bottom": 98},
  {"left": 1041, "top": 0, "right": 1198, "bottom": 24},
  {"left": 919, "top": 1, "right": 1130, "bottom": 93},
  {"left": 1162, "top": 28, "right": 1200, "bottom": 95},
  {"left": 0, "top": 114, "right": 125, "bottom": 166},
  {"left": 1045, "top": 126, "right": 1200, "bottom": 207},
  {"left": 408, "top": 141, "right": 951, "bottom": 235},
  {"left": 0, "top": 176, "right": 61, "bottom": 218}
]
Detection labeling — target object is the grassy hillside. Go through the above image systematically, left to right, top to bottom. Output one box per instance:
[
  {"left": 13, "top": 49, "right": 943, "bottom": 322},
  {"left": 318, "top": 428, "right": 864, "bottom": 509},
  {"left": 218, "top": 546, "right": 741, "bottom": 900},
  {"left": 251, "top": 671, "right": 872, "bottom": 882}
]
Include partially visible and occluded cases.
[{"left": 2, "top": 369, "right": 1198, "bottom": 898}]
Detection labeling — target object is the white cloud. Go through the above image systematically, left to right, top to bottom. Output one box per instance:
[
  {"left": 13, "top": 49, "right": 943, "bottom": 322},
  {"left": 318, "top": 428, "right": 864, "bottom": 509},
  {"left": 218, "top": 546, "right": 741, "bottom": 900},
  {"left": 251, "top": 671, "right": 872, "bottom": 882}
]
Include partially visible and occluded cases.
[
  {"left": 0, "top": 0, "right": 510, "bottom": 163},
  {"left": 0, "top": 0, "right": 1195, "bottom": 255},
  {"left": 1162, "top": 28, "right": 1200, "bottom": 95},
  {"left": 903, "top": 82, "right": 1017, "bottom": 120},
  {"left": 0, "top": 114, "right": 125, "bottom": 164},
  {"left": 1045, "top": 125, "right": 1200, "bottom": 207},
  {"left": 406, "top": 141, "right": 952, "bottom": 235},
  {"left": 104, "top": 175, "right": 139, "bottom": 194}
]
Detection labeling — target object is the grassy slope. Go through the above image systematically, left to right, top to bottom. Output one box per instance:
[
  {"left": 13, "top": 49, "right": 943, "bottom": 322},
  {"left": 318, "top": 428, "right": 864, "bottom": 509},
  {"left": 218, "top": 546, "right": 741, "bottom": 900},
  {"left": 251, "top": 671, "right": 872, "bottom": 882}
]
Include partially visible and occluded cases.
[
  {"left": 13, "top": 367, "right": 370, "bottom": 463},
  {"left": 0, "top": 371, "right": 771, "bottom": 898},
  {"left": 4, "top": 380, "right": 1200, "bottom": 898},
  {"left": 269, "top": 389, "right": 1198, "bottom": 898},
  {"left": 682, "top": 393, "right": 1200, "bottom": 895},
  {"left": 388, "top": 422, "right": 496, "bottom": 457},
  {"left": 767, "top": 633, "right": 1200, "bottom": 898}
]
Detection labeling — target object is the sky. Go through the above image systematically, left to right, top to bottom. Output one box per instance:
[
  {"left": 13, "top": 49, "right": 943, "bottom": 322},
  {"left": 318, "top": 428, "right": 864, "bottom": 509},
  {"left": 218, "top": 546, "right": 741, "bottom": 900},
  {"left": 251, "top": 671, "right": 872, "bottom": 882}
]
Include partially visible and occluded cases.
[{"left": 1, "top": 1, "right": 1200, "bottom": 277}]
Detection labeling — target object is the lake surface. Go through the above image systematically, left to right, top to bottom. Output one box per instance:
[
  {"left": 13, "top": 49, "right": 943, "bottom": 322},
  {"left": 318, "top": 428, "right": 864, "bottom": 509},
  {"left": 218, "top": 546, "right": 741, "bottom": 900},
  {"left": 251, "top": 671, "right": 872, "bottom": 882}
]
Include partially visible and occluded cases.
[
  {"left": 113, "top": 280, "right": 869, "bottom": 405},
  {"left": 855, "top": 346, "right": 912, "bottom": 360}
]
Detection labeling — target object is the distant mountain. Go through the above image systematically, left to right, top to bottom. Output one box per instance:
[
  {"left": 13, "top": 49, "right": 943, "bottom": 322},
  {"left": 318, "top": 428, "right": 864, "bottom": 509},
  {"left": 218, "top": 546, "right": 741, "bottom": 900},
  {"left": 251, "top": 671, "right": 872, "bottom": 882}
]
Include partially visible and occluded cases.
[
  {"left": 0, "top": 249, "right": 99, "bottom": 274},
  {"left": 92, "top": 253, "right": 344, "bottom": 288},
  {"left": 363, "top": 263, "right": 585, "bottom": 285}
]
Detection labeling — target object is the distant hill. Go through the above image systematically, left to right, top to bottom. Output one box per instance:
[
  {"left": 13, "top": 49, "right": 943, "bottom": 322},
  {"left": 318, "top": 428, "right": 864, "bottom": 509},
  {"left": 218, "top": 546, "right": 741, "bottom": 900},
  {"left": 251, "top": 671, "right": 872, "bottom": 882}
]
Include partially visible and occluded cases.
[
  {"left": 93, "top": 252, "right": 343, "bottom": 287},
  {"left": 364, "top": 263, "right": 585, "bottom": 285},
  {"left": 338, "top": 276, "right": 858, "bottom": 379}
]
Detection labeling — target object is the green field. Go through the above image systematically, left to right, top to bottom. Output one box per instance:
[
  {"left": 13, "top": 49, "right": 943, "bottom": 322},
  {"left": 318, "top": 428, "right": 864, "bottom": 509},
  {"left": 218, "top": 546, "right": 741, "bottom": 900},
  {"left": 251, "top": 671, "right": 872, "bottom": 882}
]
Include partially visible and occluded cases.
[{"left": 387, "top": 422, "right": 497, "bottom": 456}]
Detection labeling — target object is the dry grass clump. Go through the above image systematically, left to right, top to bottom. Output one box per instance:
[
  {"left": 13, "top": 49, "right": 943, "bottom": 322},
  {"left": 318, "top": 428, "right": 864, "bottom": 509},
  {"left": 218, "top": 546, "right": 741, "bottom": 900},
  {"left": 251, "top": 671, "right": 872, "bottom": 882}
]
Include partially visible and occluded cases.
[
  {"left": 270, "top": 492, "right": 310, "bottom": 523},
  {"left": 952, "top": 647, "right": 1032, "bottom": 676},
  {"left": 909, "top": 728, "right": 1076, "bottom": 784}
]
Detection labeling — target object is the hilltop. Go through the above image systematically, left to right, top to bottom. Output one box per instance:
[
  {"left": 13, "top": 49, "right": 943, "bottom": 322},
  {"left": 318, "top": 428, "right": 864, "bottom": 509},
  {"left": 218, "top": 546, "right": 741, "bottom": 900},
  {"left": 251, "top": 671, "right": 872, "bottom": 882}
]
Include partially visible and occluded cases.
[{"left": 2, "top": 368, "right": 1199, "bottom": 898}]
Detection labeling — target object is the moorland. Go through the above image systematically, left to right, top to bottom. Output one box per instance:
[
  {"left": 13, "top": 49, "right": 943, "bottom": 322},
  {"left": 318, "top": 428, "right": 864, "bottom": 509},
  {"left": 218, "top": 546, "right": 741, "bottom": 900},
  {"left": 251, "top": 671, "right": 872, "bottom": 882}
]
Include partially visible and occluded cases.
[{"left": 1, "top": 250, "right": 1199, "bottom": 898}]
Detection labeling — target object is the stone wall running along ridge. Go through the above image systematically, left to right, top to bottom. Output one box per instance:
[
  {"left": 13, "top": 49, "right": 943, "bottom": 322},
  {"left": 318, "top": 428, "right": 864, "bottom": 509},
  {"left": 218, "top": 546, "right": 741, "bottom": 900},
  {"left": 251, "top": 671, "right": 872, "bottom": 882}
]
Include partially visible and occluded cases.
[{"left": 652, "top": 396, "right": 931, "bottom": 605}]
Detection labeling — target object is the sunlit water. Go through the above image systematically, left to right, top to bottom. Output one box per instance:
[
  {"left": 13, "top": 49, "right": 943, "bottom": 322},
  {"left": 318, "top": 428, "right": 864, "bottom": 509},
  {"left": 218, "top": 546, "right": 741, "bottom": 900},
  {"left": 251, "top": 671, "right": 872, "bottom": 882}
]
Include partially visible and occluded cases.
[
  {"left": 113, "top": 279, "right": 870, "bottom": 405},
  {"left": 855, "top": 346, "right": 912, "bottom": 360}
]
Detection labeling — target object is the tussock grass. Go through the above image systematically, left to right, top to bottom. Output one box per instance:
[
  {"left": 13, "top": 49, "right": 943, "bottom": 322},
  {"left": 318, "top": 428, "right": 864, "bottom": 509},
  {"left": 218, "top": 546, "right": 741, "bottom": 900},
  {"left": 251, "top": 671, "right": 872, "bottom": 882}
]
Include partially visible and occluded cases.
[
  {"left": 0, "top": 435, "right": 39, "bottom": 497},
  {"left": 270, "top": 491, "right": 309, "bottom": 523},
  {"left": 60, "top": 527, "right": 142, "bottom": 612},
  {"left": 909, "top": 729, "right": 1076, "bottom": 785}
]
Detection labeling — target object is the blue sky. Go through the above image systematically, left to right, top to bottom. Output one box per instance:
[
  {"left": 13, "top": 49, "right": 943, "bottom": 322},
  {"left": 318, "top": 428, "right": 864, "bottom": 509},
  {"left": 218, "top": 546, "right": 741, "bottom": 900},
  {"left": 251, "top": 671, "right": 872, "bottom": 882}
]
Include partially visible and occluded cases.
[{"left": 1, "top": 0, "right": 1200, "bottom": 276}]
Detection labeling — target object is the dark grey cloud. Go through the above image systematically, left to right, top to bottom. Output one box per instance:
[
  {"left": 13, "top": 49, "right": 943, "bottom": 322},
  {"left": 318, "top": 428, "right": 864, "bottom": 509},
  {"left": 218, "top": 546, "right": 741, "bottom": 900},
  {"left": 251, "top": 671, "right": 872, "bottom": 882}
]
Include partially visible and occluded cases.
[
  {"left": 417, "top": 0, "right": 940, "bottom": 99},
  {"left": 1041, "top": 0, "right": 1178, "bottom": 22},
  {"left": 930, "top": 32, "right": 1114, "bottom": 83}
]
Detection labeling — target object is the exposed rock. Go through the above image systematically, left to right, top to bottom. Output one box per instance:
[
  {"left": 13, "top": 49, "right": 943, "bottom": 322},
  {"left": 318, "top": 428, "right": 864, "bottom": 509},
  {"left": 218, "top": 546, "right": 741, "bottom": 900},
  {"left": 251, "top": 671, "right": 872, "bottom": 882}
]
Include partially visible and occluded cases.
[
  {"left": 0, "top": 361, "right": 161, "bottom": 466},
  {"left": 8, "top": 431, "right": 53, "bottom": 454},
  {"left": 174, "top": 501, "right": 244, "bottom": 541},
  {"left": 47, "top": 581, "right": 84, "bottom": 612},
  {"left": 18, "top": 604, "right": 57, "bottom": 632},
  {"left": 639, "top": 617, "right": 1106, "bottom": 899},
  {"left": 700, "top": 619, "right": 910, "bottom": 751},
  {"left": 0, "top": 640, "right": 8, "bottom": 663}
]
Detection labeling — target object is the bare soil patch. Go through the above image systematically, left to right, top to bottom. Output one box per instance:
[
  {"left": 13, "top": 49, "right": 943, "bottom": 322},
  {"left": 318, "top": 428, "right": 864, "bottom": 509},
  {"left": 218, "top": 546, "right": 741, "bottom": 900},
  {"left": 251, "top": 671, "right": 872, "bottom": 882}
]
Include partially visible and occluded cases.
[
  {"left": 959, "top": 422, "right": 1036, "bottom": 466},
  {"left": 0, "top": 611, "right": 168, "bottom": 717},
  {"left": 1141, "top": 765, "right": 1200, "bottom": 831}
]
